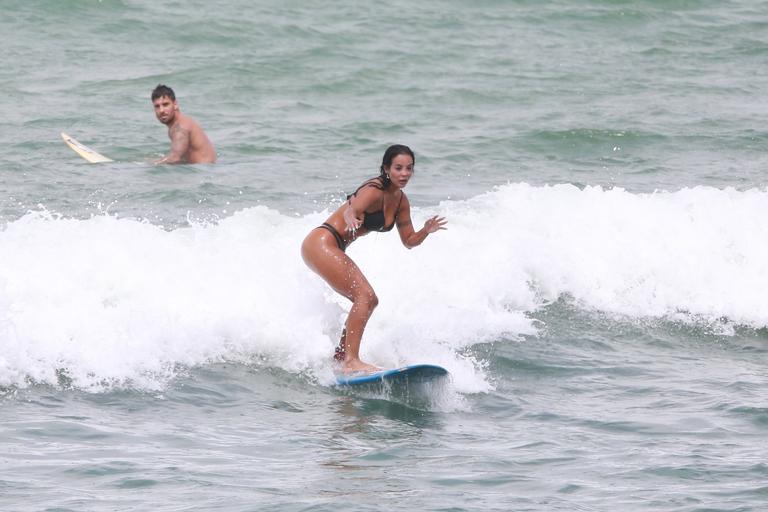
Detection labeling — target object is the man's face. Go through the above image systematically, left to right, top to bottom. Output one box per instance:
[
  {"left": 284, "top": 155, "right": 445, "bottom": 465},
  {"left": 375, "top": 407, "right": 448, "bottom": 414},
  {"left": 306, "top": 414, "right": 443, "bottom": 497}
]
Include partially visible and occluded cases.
[{"left": 153, "top": 95, "right": 178, "bottom": 125}]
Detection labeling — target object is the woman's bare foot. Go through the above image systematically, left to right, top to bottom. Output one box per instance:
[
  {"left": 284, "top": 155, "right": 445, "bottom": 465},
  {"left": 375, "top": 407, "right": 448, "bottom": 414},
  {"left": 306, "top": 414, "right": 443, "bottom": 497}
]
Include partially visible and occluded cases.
[{"left": 338, "top": 358, "right": 382, "bottom": 375}]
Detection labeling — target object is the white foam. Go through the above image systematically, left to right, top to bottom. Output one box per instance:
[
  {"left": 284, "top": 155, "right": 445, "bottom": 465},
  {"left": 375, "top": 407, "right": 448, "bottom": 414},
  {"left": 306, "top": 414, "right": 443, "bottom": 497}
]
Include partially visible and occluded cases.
[
  {"left": 2, "top": 183, "right": 767, "bottom": 392},
  {"left": 474, "top": 183, "right": 768, "bottom": 325}
]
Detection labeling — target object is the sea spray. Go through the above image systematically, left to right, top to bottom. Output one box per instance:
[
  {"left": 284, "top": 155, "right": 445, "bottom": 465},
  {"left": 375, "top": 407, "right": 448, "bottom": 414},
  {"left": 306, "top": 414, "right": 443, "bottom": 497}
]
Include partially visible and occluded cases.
[{"left": 2, "top": 183, "right": 768, "bottom": 390}]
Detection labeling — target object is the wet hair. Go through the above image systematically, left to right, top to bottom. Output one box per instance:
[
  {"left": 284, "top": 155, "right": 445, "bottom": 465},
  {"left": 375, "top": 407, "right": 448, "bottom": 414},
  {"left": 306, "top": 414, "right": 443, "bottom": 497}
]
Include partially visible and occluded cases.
[
  {"left": 151, "top": 84, "right": 175, "bottom": 102},
  {"left": 379, "top": 144, "right": 415, "bottom": 188}
]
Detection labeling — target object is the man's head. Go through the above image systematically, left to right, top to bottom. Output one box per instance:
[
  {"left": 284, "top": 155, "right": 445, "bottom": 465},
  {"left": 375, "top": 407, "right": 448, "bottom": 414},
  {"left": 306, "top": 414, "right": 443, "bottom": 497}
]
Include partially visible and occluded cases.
[
  {"left": 151, "top": 84, "right": 178, "bottom": 125},
  {"left": 151, "top": 84, "right": 175, "bottom": 102}
]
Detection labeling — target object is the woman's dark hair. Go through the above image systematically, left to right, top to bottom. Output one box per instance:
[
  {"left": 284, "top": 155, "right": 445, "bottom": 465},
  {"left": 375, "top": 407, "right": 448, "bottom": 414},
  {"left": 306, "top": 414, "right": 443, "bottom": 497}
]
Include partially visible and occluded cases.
[
  {"left": 151, "top": 84, "right": 176, "bottom": 101},
  {"left": 379, "top": 144, "right": 415, "bottom": 188}
]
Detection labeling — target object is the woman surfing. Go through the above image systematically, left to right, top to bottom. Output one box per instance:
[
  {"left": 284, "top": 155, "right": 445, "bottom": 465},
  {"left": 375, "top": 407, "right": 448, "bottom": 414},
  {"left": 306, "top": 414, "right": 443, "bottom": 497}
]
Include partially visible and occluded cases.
[{"left": 301, "top": 145, "right": 447, "bottom": 374}]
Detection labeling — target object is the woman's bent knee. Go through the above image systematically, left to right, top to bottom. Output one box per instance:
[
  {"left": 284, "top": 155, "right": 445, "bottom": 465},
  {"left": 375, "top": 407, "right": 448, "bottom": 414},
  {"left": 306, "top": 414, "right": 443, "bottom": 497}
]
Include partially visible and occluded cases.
[{"left": 354, "top": 290, "right": 378, "bottom": 312}]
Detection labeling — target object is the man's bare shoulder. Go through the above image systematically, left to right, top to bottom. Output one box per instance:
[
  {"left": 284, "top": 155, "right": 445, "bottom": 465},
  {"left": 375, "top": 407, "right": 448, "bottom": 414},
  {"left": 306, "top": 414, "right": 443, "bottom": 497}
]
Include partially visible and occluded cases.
[
  {"left": 176, "top": 112, "right": 215, "bottom": 162},
  {"left": 176, "top": 113, "right": 203, "bottom": 132},
  {"left": 169, "top": 121, "right": 189, "bottom": 135}
]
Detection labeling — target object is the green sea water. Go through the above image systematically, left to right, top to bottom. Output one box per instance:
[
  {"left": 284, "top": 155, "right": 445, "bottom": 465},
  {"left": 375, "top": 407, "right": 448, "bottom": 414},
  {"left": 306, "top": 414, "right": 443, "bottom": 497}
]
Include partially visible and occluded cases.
[{"left": 2, "top": 1, "right": 768, "bottom": 511}]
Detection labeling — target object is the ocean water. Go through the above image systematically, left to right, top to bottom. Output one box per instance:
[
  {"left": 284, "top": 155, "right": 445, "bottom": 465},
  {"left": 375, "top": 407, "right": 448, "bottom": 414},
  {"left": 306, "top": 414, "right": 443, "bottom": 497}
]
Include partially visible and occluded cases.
[{"left": 2, "top": 1, "right": 768, "bottom": 510}]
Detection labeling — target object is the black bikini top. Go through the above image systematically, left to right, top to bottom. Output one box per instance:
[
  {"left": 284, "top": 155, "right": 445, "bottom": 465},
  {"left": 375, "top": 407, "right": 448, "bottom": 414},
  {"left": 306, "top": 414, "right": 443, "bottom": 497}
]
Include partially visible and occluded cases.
[{"left": 348, "top": 177, "right": 403, "bottom": 232}]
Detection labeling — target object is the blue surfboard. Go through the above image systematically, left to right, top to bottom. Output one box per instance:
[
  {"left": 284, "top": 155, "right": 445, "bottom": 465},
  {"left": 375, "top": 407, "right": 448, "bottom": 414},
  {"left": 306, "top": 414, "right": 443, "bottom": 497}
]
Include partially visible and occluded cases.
[{"left": 335, "top": 364, "right": 448, "bottom": 387}]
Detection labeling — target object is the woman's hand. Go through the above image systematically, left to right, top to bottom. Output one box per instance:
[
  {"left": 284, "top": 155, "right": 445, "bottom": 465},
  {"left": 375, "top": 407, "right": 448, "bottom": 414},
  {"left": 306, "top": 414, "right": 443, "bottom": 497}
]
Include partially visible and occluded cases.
[
  {"left": 343, "top": 204, "right": 363, "bottom": 233},
  {"left": 423, "top": 215, "right": 447, "bottom": 233}
]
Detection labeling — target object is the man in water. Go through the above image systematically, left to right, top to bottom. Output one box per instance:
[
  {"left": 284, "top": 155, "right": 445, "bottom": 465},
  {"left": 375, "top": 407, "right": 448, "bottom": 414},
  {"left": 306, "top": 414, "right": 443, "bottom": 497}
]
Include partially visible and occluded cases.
[{"left": 151, "top": 84, "right": 216, "bottom": 164}]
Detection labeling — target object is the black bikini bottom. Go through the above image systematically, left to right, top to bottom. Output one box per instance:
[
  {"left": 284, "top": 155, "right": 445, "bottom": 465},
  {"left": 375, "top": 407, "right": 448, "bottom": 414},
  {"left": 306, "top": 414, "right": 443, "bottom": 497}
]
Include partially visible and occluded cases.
[{"left": 316, "top": 223, "right": 346, "bottom": 252}]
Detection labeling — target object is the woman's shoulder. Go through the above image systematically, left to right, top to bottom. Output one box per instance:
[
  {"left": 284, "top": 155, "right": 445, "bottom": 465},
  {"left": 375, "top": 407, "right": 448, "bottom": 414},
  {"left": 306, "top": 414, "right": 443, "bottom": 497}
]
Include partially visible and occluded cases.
[
  {"left": 349, "top": 176, "right": 385, "bottom": 198},
  {"left": 360, "top": 176, "right": 386, "bottom": 190},
  {"left": 397, "top": 189, "right": 409, "bottom": 206}
]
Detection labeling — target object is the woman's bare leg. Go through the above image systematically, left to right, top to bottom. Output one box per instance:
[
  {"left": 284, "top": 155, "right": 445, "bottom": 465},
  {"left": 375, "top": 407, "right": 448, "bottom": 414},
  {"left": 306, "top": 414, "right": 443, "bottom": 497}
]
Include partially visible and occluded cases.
[{"left": 302, "top": 230, "right": 381, "bottom": 373}]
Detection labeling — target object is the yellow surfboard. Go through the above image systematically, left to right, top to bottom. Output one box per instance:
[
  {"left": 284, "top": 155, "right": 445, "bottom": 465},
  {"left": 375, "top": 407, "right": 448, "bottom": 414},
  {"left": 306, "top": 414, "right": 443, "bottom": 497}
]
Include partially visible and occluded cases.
[{"left": 61, "top": 132, "right": 113, "bottom": 163}]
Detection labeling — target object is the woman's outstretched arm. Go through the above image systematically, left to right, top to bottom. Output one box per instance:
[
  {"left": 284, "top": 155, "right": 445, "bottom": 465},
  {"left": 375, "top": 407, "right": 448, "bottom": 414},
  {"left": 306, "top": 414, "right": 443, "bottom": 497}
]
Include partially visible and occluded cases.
[{"left": 396, "top": 195, "right": 447, "bottom": 249}]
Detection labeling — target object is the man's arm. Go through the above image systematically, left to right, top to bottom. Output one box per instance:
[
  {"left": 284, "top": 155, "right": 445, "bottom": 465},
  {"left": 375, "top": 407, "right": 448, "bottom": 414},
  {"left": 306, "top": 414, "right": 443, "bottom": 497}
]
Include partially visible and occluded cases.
[{"left": 157, "top": 125, "right": 190, "bottom": 164}]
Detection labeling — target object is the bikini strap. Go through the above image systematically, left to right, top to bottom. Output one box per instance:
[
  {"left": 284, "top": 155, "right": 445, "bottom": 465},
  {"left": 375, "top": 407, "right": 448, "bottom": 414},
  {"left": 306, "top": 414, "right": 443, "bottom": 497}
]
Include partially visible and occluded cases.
[
  {"left": 347, "top": 177, "right": 385, "bottom": 201},
  {"left": 319, "top": 223, "right": 346, "bottom": 251}
]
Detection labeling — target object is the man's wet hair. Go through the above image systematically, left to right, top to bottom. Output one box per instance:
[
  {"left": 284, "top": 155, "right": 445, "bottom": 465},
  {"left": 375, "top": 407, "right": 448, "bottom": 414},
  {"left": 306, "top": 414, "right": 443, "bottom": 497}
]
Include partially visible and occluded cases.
[{"left": 151, "top": 84, "right": 175, "bottom": 101}]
